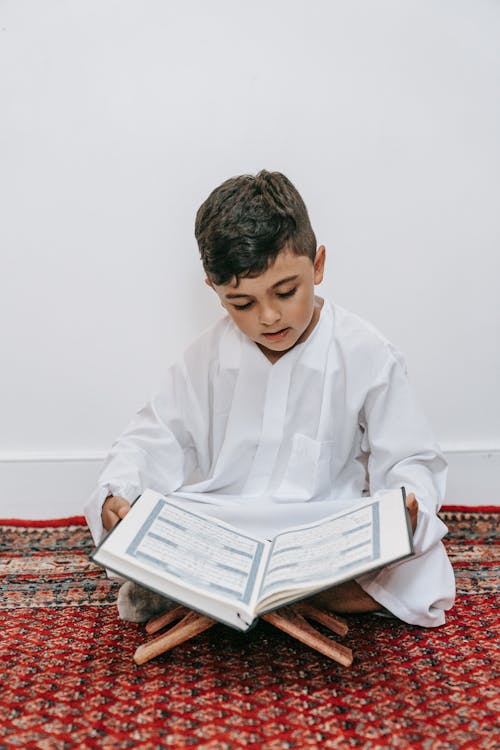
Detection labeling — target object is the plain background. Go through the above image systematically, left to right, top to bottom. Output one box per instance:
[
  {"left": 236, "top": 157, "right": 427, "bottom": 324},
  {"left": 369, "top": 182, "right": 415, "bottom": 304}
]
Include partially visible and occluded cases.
[{"left": 1, "top": 0, "right": 499, "bottom": 516}]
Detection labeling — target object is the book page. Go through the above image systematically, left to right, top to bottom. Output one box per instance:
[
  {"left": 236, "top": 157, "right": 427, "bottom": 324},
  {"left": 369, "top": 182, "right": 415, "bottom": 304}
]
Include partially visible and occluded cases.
[
  {"left": 123, "top": 498, "right": 266, "bottom": 605},
  {"left": 259, "top": 503, "right": 379, "bottom": 599}
]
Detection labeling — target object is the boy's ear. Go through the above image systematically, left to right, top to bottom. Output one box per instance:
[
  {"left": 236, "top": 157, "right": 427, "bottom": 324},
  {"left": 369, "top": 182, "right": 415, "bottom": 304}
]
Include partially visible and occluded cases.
[
  {"left": 313, "top": 245, "right": 326, "bottom": 284},
  {"left": 205, "top": 277, "right": 226, "bottom": 308}
]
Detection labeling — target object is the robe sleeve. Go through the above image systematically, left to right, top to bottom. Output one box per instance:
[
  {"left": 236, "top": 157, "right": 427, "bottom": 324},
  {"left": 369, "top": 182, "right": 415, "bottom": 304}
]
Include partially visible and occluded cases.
[
  {"left": 354, "top": 344, "right": 455, "bottom": 626},
  {"left": 360, "top": 344, "right": 448, "bottom": 557},
  {"left": 84, "top": 361, "right": 202, "bottom": 545}
]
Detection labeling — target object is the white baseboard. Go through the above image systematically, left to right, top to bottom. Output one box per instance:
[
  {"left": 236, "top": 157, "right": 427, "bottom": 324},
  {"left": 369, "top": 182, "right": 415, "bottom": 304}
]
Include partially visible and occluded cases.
[
  {"left": 0, "top": 447, "right": 498, "bottom": 519},
  {"left": 443, "top": 447, "right": 499, "bottom": 507},
  {"left": 0, "top": 452, "right": 105, "bottom": 519}
]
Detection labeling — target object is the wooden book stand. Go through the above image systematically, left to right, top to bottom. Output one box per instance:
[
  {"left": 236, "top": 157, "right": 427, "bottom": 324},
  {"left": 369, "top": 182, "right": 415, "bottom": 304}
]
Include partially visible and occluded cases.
[{"left": 134, "top": 601, "right": 353, "bottom": 667}]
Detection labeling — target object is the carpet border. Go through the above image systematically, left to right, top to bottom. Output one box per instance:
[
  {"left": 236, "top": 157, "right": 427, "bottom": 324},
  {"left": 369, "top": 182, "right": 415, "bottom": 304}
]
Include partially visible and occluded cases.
[
  {"left": 440, "top": 504, "right": 499, "bottom": 512},
  {"left": 0, "top": 516, "right": 88, "bottom": 527}
]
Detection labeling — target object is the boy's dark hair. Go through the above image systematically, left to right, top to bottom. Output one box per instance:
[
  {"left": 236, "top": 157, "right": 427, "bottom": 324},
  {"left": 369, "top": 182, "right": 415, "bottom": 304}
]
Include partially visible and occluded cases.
[{"left": 195, "top": 170, "right": 317, "bottom": 285}]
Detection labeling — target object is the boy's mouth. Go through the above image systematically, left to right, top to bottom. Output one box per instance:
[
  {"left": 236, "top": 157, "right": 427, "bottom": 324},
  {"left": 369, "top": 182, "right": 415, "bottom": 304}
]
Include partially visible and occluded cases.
[{"left": 262, "top": 327, "right": 290, "bottom": 341}]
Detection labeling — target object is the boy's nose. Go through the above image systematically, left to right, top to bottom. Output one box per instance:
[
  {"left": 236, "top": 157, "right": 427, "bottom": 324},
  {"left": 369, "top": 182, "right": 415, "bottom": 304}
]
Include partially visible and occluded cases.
[{"left": 259, "top": 304, "right": 281, "bottom": 326}]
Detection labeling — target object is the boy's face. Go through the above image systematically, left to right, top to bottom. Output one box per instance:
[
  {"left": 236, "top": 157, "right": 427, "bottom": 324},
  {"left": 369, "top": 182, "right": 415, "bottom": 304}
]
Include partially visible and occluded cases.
[{"left": 208, "top": 245, "right": 326, "bottom": 361}]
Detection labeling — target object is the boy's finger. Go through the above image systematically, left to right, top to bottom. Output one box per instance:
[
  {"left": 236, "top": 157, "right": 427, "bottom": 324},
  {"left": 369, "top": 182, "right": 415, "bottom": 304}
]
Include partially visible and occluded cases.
[
  {"left": 406, "top": 492, "right": 418, "bottom": 509},
  {"left": 405, "top": 493, "right": 419, "bottom": 533},
  {"left": 105, "top": 495, "right": 129, "bottom": 513},
  {"left": 102, "top": 496, "right": 131, "bottom": 530},
  {"left": 117, "top": 503, "right": 130, "bottom": 519}
]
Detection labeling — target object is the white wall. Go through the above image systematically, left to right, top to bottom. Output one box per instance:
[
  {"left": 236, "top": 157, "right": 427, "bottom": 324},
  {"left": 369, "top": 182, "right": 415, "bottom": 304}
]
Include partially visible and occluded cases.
[{"left": 1, "top": 0, "right": 499, "bottom": 517}]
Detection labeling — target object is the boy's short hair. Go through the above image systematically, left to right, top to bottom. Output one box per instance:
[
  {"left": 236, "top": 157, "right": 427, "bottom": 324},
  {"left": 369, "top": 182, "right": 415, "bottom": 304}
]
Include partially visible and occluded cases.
[{"left": 195, "top": 170, "right": 317, "bottom": 285}]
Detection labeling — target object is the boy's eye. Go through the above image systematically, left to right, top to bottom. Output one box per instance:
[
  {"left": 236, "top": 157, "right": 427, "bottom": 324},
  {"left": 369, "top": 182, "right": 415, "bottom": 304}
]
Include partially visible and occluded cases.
[
  {"left": 277, "top": 287, "right": 297, "bottom": 299},
  {"left": 231, "top": 288, "right": 297, "bottom": 310}
]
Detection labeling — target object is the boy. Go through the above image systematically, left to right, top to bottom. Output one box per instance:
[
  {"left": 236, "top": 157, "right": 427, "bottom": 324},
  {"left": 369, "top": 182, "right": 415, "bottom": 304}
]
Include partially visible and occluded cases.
[{"left": 85, "top": 170, "right": 455, "bottom": 627}]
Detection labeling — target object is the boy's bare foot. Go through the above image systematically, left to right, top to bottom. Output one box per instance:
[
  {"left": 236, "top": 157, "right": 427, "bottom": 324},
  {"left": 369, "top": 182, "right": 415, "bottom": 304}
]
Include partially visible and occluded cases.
[{"left": 310, "top": 580, "right": 382, "bottom": 614}]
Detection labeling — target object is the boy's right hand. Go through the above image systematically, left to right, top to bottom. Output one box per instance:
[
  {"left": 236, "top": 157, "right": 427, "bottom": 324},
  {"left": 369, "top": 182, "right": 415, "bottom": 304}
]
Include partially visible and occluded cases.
[{"left": 102, "top": 495, "right": 131, "bottom": 531}]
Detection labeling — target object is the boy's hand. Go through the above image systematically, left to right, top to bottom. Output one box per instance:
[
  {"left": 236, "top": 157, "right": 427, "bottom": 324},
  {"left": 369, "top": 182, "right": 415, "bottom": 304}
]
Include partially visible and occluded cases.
[
  {"left": 406, "top": 492, "right": 418, "bottom": 534},
  {"left": 102, "top": 495, "right": 131, "bottom": 531}
]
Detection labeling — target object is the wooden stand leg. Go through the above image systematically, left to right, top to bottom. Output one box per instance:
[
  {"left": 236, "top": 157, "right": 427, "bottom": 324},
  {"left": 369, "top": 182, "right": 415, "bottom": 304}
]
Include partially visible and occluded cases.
[
  {"left": 293, "top": 600, "right": 350, "bottom": 637},
  {"left": 134, "top": 602, "right": 353, "bottom": 667},
  {"left": 262, "top": 604, "right": 353, "bottom": 667},
  {"left": 145, "top": 605, "right": 194, "bottom": 634},
  {"left": 133, "top": 606, "right": 216, "bottom": 665}
]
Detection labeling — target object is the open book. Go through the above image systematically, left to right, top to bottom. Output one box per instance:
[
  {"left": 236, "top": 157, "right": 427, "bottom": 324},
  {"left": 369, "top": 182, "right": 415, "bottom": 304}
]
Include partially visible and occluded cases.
[{"left": 91, "top": 488, "right": 413, "bottom": 631}]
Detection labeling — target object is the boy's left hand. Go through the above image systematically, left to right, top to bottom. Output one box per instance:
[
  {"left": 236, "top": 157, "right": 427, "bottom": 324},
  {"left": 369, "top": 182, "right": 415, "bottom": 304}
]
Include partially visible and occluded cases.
[{"left": 406, "top": 492, "right": 418, "bottom": 534}]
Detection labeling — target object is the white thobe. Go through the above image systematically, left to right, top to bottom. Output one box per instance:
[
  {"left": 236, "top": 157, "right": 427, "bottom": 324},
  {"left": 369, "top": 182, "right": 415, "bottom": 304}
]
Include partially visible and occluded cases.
[{"left": 85, "top": 300, "right": 455, "bottom": 627}]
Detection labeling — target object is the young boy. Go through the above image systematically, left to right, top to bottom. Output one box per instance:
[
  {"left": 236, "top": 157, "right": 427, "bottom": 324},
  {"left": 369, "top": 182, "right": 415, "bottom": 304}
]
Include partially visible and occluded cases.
[{"left": 85, "top": 170, "right": 455, "bottom": 627}]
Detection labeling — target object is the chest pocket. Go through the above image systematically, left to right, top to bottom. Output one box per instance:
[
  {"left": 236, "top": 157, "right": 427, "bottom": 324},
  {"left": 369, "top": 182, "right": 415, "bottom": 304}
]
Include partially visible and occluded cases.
[{"left": 274, "top": 433, "right": 334, "bottom": 502}]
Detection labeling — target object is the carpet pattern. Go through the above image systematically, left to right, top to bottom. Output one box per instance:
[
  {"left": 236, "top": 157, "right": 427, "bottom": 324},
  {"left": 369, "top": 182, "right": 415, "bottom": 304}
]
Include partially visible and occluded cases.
[{"left": 0, "top": 508, "right": 498, "bottom": 749}]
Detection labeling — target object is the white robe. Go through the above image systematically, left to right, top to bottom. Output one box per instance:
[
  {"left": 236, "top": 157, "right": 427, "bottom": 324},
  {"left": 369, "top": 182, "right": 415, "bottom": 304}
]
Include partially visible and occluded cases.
[{"left": 85, "top": 300, "right": 455, "bottom": 627}]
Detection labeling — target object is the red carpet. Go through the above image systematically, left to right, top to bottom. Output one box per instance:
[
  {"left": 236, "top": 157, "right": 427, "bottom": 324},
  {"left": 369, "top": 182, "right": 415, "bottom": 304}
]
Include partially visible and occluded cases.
[{"left": 0, "top": 508, "right": 498, "bottom": 749}]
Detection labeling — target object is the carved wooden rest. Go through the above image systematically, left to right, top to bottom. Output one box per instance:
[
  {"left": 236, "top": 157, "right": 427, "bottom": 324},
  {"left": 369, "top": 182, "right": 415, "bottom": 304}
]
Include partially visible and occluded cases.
[{"left": 134, "top": 601, "right": 353, "bottom": 667}]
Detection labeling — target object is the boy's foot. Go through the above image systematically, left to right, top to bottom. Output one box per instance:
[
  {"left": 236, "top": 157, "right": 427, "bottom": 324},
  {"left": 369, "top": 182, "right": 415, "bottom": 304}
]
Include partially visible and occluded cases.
[
  {"left": 310, "top": 580, "right": 383, "bottom": 615},
  {"left": 117, "top": 581, "right": 175, "bottom": 622}
]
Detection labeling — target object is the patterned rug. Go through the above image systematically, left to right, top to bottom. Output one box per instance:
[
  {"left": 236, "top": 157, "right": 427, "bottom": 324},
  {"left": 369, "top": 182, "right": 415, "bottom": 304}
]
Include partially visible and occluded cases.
[{"left": 0, "top": 508, "right": 498, "bottom": 749}]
